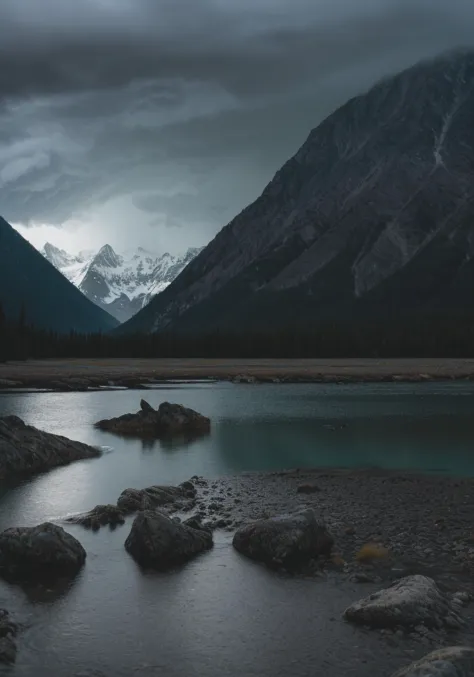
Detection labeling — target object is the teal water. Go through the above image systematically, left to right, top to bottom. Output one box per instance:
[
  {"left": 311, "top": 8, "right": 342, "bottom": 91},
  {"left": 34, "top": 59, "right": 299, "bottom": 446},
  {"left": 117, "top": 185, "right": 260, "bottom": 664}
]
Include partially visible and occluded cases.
[{"left": 0, "top": 381, "right": 473, "bottom": 677}]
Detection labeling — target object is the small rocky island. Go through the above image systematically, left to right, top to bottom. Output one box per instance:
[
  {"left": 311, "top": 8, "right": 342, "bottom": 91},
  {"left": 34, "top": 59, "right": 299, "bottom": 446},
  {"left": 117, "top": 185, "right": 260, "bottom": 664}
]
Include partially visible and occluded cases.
[
  {"left": 95, "top": 399, "right": 211, "bottom": 438},
  {"left": 0, "top": 415, "right": 100, "bottom": 478}
]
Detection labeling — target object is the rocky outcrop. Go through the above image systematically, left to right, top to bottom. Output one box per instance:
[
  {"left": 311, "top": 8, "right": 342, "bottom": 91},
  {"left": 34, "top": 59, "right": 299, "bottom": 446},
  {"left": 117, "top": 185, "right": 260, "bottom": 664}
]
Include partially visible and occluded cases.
[
  {"left": 95, "top": 401, "right": 210, "bottom": 438},
  {"left": 0, "top": 415, "right": 100, "bottom": 478},
  {"left": 117, "top": 481, "right": 196, "bottom": 514},
  {"left": 67, "top": 504, "right": 125, "bottom": 530},
  {"left": 232, "top": 509, "right": 333, "bottom": 569},
  {"left": 124, "top": 510, "right": 213, "bottom": 569},
  {"left": 0, "top": 522, "right": 86, "bottom": 580},
  {"left": 344, "top": 575, "right": 465, "bottom": 630},
  {"left": 0, "top": 610, "right": 17, "bottom": 664},
  {"left": 392, "top": 647, "right": 474, "bottom": 677}
]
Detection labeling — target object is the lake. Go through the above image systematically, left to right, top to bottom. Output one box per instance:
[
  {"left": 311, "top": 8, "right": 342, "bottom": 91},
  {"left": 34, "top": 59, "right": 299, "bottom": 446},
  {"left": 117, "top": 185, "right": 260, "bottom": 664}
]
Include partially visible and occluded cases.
[{"left": 0, "top": 381, "right": 473, "bottom": 676}]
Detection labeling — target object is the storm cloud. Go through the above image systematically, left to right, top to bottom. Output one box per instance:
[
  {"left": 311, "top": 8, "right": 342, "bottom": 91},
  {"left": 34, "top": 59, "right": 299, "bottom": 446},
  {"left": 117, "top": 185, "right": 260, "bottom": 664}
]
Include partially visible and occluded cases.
[{"left": 1, "top": 0, "right": 474, "bottom": 253}]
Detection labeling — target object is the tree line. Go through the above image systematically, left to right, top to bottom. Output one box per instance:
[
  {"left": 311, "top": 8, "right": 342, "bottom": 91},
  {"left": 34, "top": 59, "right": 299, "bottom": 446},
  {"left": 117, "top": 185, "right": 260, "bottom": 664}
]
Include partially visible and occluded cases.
[{"left": 1, "top": 301, "right": 474, "bottom": 361}]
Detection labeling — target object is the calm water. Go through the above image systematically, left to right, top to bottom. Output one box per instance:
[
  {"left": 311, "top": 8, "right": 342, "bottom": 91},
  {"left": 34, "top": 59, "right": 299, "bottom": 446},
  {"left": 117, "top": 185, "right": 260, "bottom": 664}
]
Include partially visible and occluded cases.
[{"left": 0, "top": 381, "right": 473, "bottom": 676}]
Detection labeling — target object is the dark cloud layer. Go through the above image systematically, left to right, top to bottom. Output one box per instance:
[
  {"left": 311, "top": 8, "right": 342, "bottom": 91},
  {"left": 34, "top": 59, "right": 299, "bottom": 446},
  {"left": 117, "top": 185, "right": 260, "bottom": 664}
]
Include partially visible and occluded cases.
[{"left": 1, "top": 0, "right": 474, "bottom": 253}]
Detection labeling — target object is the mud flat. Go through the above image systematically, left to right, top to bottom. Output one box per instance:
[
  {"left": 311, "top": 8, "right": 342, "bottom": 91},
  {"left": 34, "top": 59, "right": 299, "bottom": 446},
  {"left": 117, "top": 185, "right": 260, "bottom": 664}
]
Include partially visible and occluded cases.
[{"left": 1, "top": 357, "right": 474, "bottom": 391}]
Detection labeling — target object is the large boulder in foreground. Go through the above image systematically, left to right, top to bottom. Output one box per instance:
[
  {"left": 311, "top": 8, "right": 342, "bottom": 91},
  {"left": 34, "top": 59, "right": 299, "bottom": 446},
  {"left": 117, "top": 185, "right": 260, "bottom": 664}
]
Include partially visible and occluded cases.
[
  {"left": 95, "top": 400, "right": 210, "bottom": 438},
  {"left": 0, "top": 415, "right": 100, "bottom": 479},
  {"left": 117, "top": 481, "right": 196, "bottom": 514},
  {"left": 232, "top": 509, "right": 333, "bottom": 569},
  {"left": 124, "top": 510, "right": 213, "bottom": 569},
  {"left": 0, "top": 522, "right": 86, "bottom": 580},
  {"left": 344, "top": 575, "right": 464, "bottom": 630},
  {"left": 392, "top": 647, "right": 474, "bottom": 677}
]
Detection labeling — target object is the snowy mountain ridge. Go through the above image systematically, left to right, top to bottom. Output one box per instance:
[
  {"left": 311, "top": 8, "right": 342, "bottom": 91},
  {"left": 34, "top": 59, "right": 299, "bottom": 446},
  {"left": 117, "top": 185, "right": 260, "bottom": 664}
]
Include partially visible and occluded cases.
[{"left": 42, "top": 242, "right": 203, "bottom": 323}]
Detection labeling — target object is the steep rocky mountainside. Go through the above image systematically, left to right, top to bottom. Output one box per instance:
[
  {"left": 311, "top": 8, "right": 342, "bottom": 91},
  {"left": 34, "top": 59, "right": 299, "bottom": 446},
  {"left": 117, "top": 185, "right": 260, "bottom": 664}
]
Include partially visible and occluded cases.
[
  {"left": 120, "top": 50, "right": 474, "bottom": 335},
  {"left": 0, "top": 217, "right": 118, "bottom": 333},
  {"left": 43, "top": 243, "right": 203, "bottom": 323}
]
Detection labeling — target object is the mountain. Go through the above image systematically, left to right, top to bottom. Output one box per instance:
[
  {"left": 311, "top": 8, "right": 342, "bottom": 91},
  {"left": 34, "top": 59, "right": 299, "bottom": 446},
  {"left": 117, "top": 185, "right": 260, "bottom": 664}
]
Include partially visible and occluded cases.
[
  {"left": 120, "top": 50, "right": 474, "bottom": 335},
  {"left": 0, "top": 217, "right": 118, "bottom": 333},
  {"left": 42, "top": 243, "right": 204, "bottom": 323}
]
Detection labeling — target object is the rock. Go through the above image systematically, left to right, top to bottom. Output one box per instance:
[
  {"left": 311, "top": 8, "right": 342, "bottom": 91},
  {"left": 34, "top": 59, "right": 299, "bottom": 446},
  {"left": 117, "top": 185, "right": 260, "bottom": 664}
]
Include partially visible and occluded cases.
[
  {"left": 233, "top": 374, "right": 257, "bottom": 384},
  {"left": 140, "top": 399, "right": 154, "bottom": 413},
  {"left": 95, "top": 401, "right": 210, "bottom": 438},
  {"left": 0, "top": 416, "right": 100, "bottom": 479},
  {"left": 117, "top": 481, "right": 196, "bottom": 514},
  {"left": 297, "top": 483, "right": 321, "bottom": 494},
  {"left": 67, "top": 504, "right": 125, "bottom": 530},
  {"left": 232, "top": 509, "right": 333, "bottom": 569},
  {"left": 124, "top": 510, "right": 213, "bottom": 569},
  {"left": 182, "top": 515, "right": 210, "bottom": 532},
  {"left": 0, "top": 522, "right": 86, "bottom": 580},
  {"left": 344, "top": 575, "right": 464, "bottom": 630},
  {"left": 0, "top": 609, "right": 17, "bottom": 663},
  {"left": 0, "top": 637, "right": 16, "bottom": 664},
  {"left": 391, "top": 647, "right": 474, "bottom": 676}
]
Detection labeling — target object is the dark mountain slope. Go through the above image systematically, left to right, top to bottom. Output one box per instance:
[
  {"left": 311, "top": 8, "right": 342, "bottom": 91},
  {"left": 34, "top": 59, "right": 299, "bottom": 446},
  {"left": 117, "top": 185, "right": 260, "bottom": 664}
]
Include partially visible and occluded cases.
[
  {"left": 120, "top": 50, "right": 474, "bottom": 335},
  {"left": 0, "top": 216, "right": 118, "bottom": 333}
]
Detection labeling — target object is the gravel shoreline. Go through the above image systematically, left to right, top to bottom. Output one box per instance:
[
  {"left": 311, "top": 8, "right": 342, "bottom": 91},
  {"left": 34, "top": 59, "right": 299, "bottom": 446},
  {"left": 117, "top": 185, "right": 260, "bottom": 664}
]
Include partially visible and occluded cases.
[
  {"left": 2, "top": 357, "right": 474, "bottom": 391},
  {"left": 192, "top": 467, "right": 474, "bottom": 590}
]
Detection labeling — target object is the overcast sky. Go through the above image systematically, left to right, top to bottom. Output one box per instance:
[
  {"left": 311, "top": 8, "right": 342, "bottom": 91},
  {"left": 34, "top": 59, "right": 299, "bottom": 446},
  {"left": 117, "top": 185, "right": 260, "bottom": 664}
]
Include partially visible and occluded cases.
[{"left": 2, "top": 0, "right": 474, "bottom": 255}]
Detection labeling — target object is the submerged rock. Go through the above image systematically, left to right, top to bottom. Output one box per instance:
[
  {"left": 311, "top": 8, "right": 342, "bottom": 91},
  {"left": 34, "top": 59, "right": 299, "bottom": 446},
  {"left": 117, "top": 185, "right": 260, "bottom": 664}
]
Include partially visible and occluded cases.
[
  {"left": 95, "top": 400, "right": 210, "bottom": 438},
  {"left": 0, "top": 415, "right": 100, "bottom": 478},
  {"left": 117, "top": 481, "right": 196, "bottom": 514},
  {"left": 67, "top": 504, "right": 125, "bottom": 530},
  {"left": 232, "top": 509, "right": 333, "bottom": 569},
  {"left": 124, "top": 510, "right": 213, "bottom": 569},
  {"left": 0, "top": 522, "right": 86, "bottom": 580},
  {"left": 344, "top": 575, "right": 464, "bottom": 630},
  {"left": 0, "top": 610, "right": 17, "bottom": 664},
  {"left": 392, "top": 647, "right": 474, "bottom": 676}
]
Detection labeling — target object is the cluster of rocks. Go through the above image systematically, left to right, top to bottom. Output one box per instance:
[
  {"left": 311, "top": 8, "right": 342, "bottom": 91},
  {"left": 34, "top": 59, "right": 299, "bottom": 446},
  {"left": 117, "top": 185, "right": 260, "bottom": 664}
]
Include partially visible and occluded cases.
[
  {"left": 95, "top": 399, "right": 211, "bottom": 438},
  {"left": 68, "top": 479, "right": 198, "bottom": 530}
]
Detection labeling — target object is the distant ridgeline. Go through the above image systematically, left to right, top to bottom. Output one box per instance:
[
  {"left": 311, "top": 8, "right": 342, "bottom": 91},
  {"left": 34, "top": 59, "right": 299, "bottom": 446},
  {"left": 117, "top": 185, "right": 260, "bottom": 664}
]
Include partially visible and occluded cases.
[{"left": 0, "top": 216, "right": 118, "bottom": 334}]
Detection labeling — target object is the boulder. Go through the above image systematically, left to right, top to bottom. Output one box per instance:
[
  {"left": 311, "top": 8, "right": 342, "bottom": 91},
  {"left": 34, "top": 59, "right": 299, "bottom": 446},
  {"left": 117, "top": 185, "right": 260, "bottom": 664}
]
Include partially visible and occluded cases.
[
  {"left": 95, "top": 401, "right": 210, "bottom": 438},
  {"left": 0, "top": 415, "right": 100, "bottom": 479},
  {"left": 117, "top": 481, "right": 196, "bottom": 514},
  {"left": 297, "top": 483, "right": 321, "bottom": 494},
  {"left": 67, "top": 504, "right": 125, "bottom": 530},
  {"left": 232, "top": 509, "right": 333, "bottom": 569},
  {"left": 124, "top": 510, "right": 213, "bottom": 569},
  {"left": 182, "top": 515, "right": 212, "bottom": 533},
  {"left": 0, "top": 522, "right": 86, "bottom": 580},
  {"left": 344, "top": 575, "right": 464, "bottom": 630},
  {"left": 0, "top": 610, "right": 17, "bottom": 664},
  {"left": 392, "top": 647, "right": 474, "bottom": 677}
]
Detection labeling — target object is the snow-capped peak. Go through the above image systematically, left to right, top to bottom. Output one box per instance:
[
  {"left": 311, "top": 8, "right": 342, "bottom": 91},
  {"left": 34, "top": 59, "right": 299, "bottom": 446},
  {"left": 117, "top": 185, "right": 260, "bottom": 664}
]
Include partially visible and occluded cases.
[
  {"left": 41, "top": 243, "right": 204, "bottom": 323},
  {"left": 93, "top": 244, "right": 122, "bottom": 268}
]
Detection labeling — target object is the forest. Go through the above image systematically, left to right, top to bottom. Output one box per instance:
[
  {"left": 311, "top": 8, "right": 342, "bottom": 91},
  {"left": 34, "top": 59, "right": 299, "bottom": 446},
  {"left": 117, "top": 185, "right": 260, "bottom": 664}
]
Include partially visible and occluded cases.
[{"left": 1, "top": 301, "right": 474, "bottom": 361}]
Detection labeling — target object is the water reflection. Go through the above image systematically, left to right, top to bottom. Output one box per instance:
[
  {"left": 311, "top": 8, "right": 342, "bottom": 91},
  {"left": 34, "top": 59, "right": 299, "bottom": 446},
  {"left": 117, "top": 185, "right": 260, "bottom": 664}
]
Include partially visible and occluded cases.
[{"left": 3, "top": 570, "right": 85, "bottom": 605}]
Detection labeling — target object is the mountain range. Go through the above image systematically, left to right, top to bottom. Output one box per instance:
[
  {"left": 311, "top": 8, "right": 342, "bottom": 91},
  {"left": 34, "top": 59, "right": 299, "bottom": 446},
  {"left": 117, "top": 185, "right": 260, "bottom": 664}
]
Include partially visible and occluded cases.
[
  {"left": 121, "top": 50, "right": 474, "bottom": 335},
  {"left": 0, "top": 217, "right": 118, "bottom": 334},
  {"left": 42, "top": 243, "right": 203, "bottom": 323}
]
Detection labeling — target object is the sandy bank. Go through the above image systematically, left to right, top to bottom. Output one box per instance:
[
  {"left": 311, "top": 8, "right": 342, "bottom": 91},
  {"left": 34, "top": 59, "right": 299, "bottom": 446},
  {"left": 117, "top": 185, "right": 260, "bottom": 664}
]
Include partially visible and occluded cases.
[{"left": 1, "top": 357, "right": 474, "bottom": 390}]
